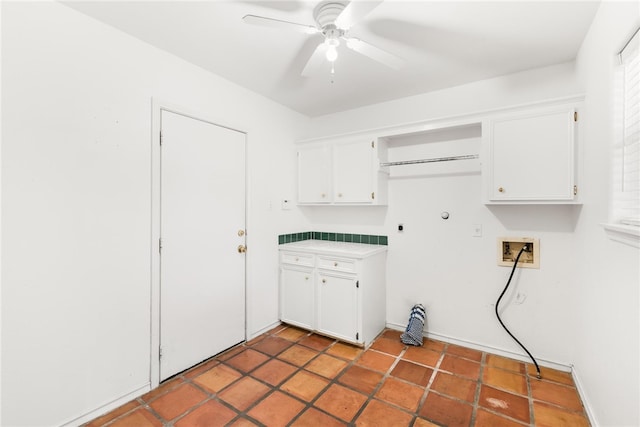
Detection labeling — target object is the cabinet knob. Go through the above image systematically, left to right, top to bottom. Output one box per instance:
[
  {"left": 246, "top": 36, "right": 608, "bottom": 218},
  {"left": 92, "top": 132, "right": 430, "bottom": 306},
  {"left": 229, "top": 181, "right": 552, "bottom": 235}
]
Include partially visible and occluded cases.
[
  {"left": 498, "top": 187, "right": 504, "bottom": 193},
  {"left": 321, "top": 193, "right": 326, "bottom": 198},
  {"left": 338, "top": 193, "right": 343, "bottom": 198},
  {"left": 295, "top": 257, "right": 299, "bottom": 261},
  {"left": 334, "top": 262, "right": 338, "bottom": 267},
  {"left": 305, "top": 276, "right": 309, "bottom": 280},
  {"left": 322, "top": 279, "right": 326, "bottom": 283}
]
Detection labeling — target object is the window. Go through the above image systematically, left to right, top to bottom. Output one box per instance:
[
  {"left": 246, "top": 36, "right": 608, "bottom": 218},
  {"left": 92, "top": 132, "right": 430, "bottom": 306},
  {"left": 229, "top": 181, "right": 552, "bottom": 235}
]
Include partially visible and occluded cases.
[{"left": 605, "top": 27, "right": 640, "bottom": 247}]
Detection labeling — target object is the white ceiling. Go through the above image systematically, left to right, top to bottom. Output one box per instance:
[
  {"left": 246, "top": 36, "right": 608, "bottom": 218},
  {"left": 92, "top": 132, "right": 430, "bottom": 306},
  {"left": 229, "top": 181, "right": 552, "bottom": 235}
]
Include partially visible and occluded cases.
[{"left": 63, "top": 1, "right": 600, "bottom": 117}]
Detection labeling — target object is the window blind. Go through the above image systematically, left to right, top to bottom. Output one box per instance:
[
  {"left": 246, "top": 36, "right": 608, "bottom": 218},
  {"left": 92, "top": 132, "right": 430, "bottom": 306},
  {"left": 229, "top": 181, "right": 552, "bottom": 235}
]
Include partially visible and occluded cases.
[{"left": 618, "top": 28, "right": 640, "bottom": 226}]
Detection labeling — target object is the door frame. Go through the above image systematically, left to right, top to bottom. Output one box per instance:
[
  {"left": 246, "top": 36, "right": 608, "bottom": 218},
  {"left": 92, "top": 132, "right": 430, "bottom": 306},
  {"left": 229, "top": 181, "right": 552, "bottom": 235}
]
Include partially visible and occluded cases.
[{"left": 150, "top": 99, "right": 248, "bottom": 388}]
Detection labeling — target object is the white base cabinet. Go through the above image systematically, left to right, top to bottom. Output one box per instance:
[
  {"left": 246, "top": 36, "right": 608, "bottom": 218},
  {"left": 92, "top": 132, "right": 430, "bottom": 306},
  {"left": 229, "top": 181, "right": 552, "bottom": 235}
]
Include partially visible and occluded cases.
[{"left": 279, "top": 242, "right": 387, "bottom": 346}]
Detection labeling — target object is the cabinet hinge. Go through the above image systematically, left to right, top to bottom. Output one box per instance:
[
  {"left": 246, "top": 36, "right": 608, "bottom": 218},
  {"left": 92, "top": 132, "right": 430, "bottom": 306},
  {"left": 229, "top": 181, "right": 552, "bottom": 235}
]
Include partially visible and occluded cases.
[
  {"left": 574, "top": 111, "right": 578, "bottom": 122},
  {"left": 160, "top": 130, "right": 163, "bottom": 146},
  {"left": 371, "top": 140, "right": 375, "bottom": 148},
  {"left": 574, "top": 185, "right": 578, "bottom": 196},
  {"left": 371, "top": 192, "right": 375, "bottom": 200},
  {"left": 159, "top": 238, "right": 163, "bottom": 254},
  {"left": 356, "top": 280, "right": 359, "bottom": 288},
  {"left": 356, "top": 332, "right": 359, "bottom": 340},
  {"left": 159, "top": 347, "right": 163, "bottom": 360}
]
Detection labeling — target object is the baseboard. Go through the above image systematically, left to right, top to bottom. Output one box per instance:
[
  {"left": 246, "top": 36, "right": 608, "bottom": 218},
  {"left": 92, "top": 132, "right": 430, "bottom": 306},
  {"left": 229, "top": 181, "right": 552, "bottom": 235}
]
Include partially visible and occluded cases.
[
  {"left": 248, "top": 320, "right": 283, "bottom": 340},
  {"left": 385, "top": 322, "right": 572, "bottom": 372},
  {"left": 571, "top": 365, "right": 598, "bottom": 427},
  {"left": 59, "top": 383, "right": 150, "bottom": 427}
]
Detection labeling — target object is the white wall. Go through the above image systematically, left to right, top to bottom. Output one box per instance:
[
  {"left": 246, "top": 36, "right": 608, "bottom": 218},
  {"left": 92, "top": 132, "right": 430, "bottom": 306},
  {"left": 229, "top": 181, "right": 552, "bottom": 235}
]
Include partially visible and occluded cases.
[
  {"left": 1, "top": 2, "right": 307, "bottom": 426},
  {"left": 573, "top": 2, "right": 639, "bottom": 426},
  {"left": 300, "top": 3, "right": 640, "bottom": 425},
  {"left": 302, "top": 62, "right": 585, "bottom": 365}
]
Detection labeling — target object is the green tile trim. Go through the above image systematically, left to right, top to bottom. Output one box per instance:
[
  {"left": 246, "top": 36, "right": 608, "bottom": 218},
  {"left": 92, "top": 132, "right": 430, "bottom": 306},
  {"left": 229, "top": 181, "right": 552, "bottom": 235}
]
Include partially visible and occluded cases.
[{"left": 278, "top": 231, "right": 388, "bottom": 246}]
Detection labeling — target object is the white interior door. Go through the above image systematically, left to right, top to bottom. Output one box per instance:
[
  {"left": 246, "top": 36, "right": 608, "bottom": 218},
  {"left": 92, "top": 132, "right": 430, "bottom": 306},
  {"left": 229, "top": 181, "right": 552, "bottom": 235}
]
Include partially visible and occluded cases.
[{"left": 160, "top": 109, "right": 246, "bottom": 381}]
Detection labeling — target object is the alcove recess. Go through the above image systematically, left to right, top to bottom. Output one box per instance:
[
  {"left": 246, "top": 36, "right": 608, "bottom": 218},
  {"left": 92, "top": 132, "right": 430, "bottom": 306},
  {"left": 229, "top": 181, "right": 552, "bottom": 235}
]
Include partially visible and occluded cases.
[{"left": 379, "top": 122, "right": 482, "bottom": 179}]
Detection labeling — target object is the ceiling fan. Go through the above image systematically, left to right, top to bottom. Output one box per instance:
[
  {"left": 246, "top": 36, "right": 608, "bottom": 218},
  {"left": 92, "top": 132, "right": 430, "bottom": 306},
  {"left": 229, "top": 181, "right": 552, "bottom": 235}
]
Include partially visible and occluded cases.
[{"left": 243, "top": 1, "right": 404, "bottom": 76}]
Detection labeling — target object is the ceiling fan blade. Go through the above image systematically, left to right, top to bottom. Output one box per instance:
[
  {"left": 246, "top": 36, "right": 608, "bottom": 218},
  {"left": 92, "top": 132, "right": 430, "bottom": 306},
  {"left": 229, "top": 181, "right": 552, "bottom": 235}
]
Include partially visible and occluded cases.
[
  {"left": 335, "top": 0, "right": 383, "bottom": 30},
  {"left": 242, "top": 14, "right": 319, "bottom": 34},
  {"left": 344, "top": 37, "right": 404, "bottom": 70},
  {"left": 301, "top": 43, "right": 328, "bottom": 76}
]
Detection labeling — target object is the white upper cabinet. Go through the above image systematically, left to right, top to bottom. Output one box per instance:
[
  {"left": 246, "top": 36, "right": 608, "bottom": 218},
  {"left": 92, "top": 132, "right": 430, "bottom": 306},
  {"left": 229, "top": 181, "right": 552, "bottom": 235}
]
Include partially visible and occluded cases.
[
  {"left": 484, "top": 102, "right": 580, "bottom": 203},
  {"left": 297, "top": 137, "right": 388, "bottom": 205},
  {"left": 297, "top": 144, "right": 331, "bottom": 203}
]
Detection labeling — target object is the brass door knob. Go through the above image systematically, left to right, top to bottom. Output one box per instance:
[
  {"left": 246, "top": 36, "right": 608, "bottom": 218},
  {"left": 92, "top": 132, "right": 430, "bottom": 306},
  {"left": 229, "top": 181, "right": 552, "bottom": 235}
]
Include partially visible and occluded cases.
[{"left": 237, "top": 245, "right": 247, "bottom": 253}]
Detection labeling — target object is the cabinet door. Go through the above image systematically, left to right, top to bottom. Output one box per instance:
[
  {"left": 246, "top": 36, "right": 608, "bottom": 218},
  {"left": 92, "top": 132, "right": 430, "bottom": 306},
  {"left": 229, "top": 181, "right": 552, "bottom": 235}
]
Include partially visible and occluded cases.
[
  {"left": 489, "top": 107, "right": 576, "bottom": 201},
  {"left": 333, "top": 140, "right": 375, "bottom": 203},
  {"left": 298, "top": 144, "right": 331, "bottom": 203},
  {"left": 280, "top": 266, "right": 314, "bottom": 330},
  {"left": 317, "top": 272, "right": 358, "bottom": 343}
]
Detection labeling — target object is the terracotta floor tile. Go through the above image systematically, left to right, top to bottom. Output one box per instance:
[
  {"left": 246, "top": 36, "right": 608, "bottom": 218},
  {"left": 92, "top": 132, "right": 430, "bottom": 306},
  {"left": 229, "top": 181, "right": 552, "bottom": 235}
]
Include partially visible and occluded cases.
[
  {"left": 266, "top": 323, "right": 288, "bottom": 335},
  {"left": 276, "top": 326, "right": 309, "bottom": 341},
  {"left": 380, "top": 329, "right": 403, "bottom": 341},
  {"left": 246, "top": 334, "right": 265, "bottom": 346},
  {"left": 299, "top": 334, "right": 335, "bottom": 351},
  {"left": 251, "top": 336, "right": 294, "bottom": 356},
  {"left": 370, "top": 337, "right": 405, "bottom": 356},
  {"left": 423, "top": 339, "right": 446, "bottom": 353},
  {"left": 327, "top": 342, "right": 363, "bottom": 360},
  {"left": 446, "top": 343, "right": 483, "bottom": 362},
  {"left": 277, "top": 344, "right": 319, "bottom": 366},
  {"left": 217, "top": 345, "right": 244, "bottom": 361},
  {"left": 402, "top": 346, "right": 441, "bottom": 368},
  {"left": 225, "top": 348, "right": 269, "bottom": 373},
  {"left": 357, "top": 350, "right": 396, "bottom": 373},
  {"left": 306, "top": 354, "right": 348, "bottom": 379},
  {"left": 439, "top": 354, "right": 481, "bottom": 380},
  {"left": 486, "top": 354, "right": 526, "bottom": 374},
  {"left": 183, "top": 358, "right": 220, "bottom": 380},
  {"left": 250, "top": 358, "right": 297, "bottom": 386},
  {"left": 390, "top": 360, "right": 433, "bottom": 387},
  {"left": 193, "top": 364, "right": 242, "bottom": 393},
  {"left": 338, "top": 365, "right": 384, "bottom": 395},
  {"left": 528, "top": 365, "right": 574, "bottom": 386},
  {"left": 483, "top": 366, "right": 528, "bottom": 396},
  {"left": 281, "top": 370, "right": 330, "bottom": 402},
  {"left": 431, "top": 372, "right": 476, "bottom": 402},
  {"left": 218, "top": 376, "right": 271, "bottom": 411},
  {"left": 141, "top": 377, "right": 183, "bottom": 402},
  {"left": 375, "top": 377, "right": 424, "bottom": 411},
  {"left": 531, "top": 380, "right": 583, "bottom": 412},
  {"left": 149, "top": 384, "right": 207, "bottom": 421},
  {"left": 315, "top": 384, "right": 368, "bottom": 422},
  {"left": 479, "top": 385, "right": 530, "bottom": 424},
  {"left": 247, "top": 391, "right": 306, "bottom": 427},
  {"left": 419, "top": 392, "right": 473, "bottom": 427},
  {"left": 355, "top": 399, "right": 414, "bottom": 426},
  {"left": 85, "top": 400, "right": 140, "bottom": 427},
  {"left": 174, "top": 400, "right": 237, "bottom": 427},
  {"left": 533, "top": 402, "right": 590, "bottom": 427},
  {"left": 291, "top": 407, "right": 347, "bottom": 427},
  {"left": 109, "top": 408, "right": 163, "bottom": 427},
  {"left": 474, "top": 409, "right": 527, "bottom": 427},
  {"left": 227, "top": 417, "right": 259, "bottom": 426},
  {"left": 413, "top": 417, "right": 440, "bottom": 427}
]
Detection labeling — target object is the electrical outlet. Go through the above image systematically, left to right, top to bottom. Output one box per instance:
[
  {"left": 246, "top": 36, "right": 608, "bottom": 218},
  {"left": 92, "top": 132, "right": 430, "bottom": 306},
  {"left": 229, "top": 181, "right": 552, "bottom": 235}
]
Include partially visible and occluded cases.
[{"left": 497, "top": 237, "right": 540, "bottom": 269}]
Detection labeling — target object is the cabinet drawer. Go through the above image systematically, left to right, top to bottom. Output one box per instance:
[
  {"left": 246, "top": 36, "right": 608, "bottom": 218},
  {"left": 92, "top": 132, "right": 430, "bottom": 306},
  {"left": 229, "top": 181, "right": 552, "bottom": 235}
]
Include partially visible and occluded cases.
[
  {"left": 281, "top": 252, "right": 314, "bottom": 267},
  {"left": 318, "top": 257, "right": 356, "bottom": 273}
]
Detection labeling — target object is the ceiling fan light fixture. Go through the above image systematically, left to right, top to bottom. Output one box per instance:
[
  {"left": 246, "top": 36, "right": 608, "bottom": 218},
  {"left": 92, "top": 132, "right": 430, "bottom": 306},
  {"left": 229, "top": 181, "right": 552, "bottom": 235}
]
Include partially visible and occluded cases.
[{"left": 325, "top": 37, "right": 340, "bottom": 62}]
